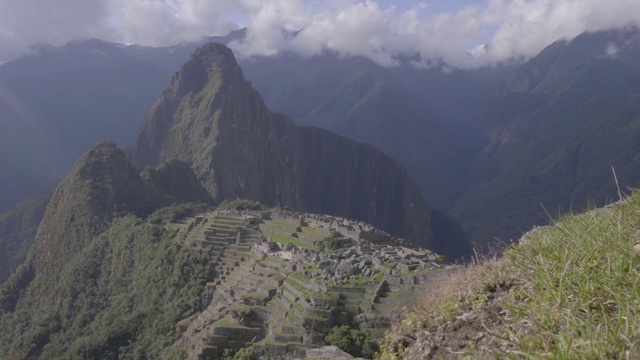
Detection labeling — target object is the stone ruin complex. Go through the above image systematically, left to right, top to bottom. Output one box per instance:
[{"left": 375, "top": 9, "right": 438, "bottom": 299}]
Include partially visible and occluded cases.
[{"left": 170, "top": 209, "right": 447, "bottom": 359}]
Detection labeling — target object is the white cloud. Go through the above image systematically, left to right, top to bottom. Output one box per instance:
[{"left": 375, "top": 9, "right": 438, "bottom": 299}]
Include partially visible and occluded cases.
[
  {"left": 0, "top": 0, "right": 114, "bottom": 61},
  {"left": 1, "top": 0, "right": 640, "bottom": 68},
  {"left": 110, "top": 0, "right": 240, "bottom": 46},
  {"left": 231, "top": 0, "right": 640, "bottom": 68},
  {"left": 605, "top": 42, "right": 618, "bottom": 58}
]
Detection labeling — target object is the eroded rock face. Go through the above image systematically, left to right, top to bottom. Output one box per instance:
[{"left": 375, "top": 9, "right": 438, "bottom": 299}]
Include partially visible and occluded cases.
[
  {"left": 336, "top": 260, "right": 355, "bottom": 278},
  {"left": 305, "top": 345, "right": 353, "bottom": 360}
]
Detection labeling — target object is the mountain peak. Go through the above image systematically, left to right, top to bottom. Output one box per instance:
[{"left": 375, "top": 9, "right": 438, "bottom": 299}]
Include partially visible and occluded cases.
[
  {"left": 171, "top": 42, "right": 244, "bottom": 97},
  {"left": 33, "top": 141, "right": 168, "bottom": 272}
]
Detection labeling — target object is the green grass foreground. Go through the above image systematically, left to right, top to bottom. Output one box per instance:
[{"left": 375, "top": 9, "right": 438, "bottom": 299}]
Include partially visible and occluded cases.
[{"left": 381, "top": 193, "right": 640, "bottom": 359}]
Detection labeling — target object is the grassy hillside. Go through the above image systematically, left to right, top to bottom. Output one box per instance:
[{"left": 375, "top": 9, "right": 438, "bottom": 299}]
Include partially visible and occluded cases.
[{"left": 382, "top": 192, "right": 640, "bottom": 359}]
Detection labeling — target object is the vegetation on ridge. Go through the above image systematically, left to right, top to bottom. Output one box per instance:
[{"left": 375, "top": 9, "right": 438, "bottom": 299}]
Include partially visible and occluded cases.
[
  {"left": 0, "top": 142, "right": 217, "bottom": 359},
  {"left": 382, "top": 192, "right": 640, "bottom": 359},
  {"left": 0, "top": 215, "right": 209, "bottom": 359}
]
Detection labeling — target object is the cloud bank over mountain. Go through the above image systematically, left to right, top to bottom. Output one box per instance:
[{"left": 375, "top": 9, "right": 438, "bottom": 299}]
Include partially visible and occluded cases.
[{"left": 1, "top": 0, "right": 640, "bottom": 68}]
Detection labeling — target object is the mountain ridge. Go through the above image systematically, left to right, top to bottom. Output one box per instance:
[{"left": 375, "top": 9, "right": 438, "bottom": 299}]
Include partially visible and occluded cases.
[{"left": 453, "top": 26, "right": 640, "bottom": 247}]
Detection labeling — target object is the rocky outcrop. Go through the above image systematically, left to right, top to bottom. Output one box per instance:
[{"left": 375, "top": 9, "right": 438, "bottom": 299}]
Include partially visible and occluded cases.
[
  {"left": 129, "top": 43, "right": 472, "bottom": 258},
  {"left": 141, "top": 158, "right": 212, "bottom": 203},
  {"left": 306, "top": 346, "right": 353, "bottom": 360}
]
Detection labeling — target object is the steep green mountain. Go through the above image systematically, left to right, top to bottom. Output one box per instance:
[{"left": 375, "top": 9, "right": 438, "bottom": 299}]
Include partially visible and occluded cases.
[
  {"left": 452, "top": 27, "right": 640, "bottom": 248},
  {"left": 129, "top": 43, "right": 472, "bottom": 260},
  {"left": 30, "top": 141, "right": 175, "bottom": 273},
  {"left": 0, "top": 142, "right": 211, "bottom": 359},
  {"left": 0, "top": 190, "right": 52, "bottom": 285}
]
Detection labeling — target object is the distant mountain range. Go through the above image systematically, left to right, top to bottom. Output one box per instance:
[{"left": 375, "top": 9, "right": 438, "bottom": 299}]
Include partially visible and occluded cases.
[
  {"left": 2, "top": 26, "right": 640, "bottom": 253},
  {"left": 452, "top": 27, "right": 640, "bottom": 247}
]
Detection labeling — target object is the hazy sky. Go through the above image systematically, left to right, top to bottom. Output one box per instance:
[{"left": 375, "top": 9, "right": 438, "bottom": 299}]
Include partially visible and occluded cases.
[{"left": 1, "top": 0, "right": 639, "bottom": 68}]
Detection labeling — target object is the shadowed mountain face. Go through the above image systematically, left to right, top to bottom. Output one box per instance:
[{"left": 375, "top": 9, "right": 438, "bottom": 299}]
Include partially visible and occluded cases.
[
  {"left": 452, "top": 27, "right": 640, "bottom": 248},
  {"left": 129, "top": 43, "right": 473, "bottom": 259},
  {"left": 241, "top": 55, "right": 508, "bottom": 212}
]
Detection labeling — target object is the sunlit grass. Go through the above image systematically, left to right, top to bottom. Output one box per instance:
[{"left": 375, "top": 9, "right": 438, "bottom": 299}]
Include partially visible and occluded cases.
[{"left": 382, "top": 192, "right": 640, "bottom": 359}]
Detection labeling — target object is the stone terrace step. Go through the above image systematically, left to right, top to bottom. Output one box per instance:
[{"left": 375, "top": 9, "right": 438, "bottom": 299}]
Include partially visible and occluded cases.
[
  {"left": 213, "top": 217, "right": 242, "bottom": 223},
  {"left": 206, "top": 223, "right": 236, "bottom": 230},
  {"left": 207, "top": 224, "right": 236, "bottom": 232},
  {"left": 206, "top": 232, "right": 235, "bottom": 240},
  {"left": 241, "top": 233, "right": 262, "bottom": 240},
  {"left": 205, "top": 236, "right": 234, "bottom": 245},
  {"left": 207, "top": 239, "right": 229, "bottom": 247},
  {"left": 227, "top": 244, "right": 253, "bottom": 253},
  {"left": 225, "top": 248, "right": 249, "bottom": 259},
  {"left": 218, "top": 256, "right": 241, "bottom": 267},
  {"left": 232, "top": 268, "right": 268, "bottom": 287},
  {"left": 282, "top": 278, "right": 309, "bottom": 300},
  {"left": 215, "top": 280, "right": 238, "bottom": 295},
  {"left": 281, "top": 285, "right": 300, "bottom": 303},
  {"left": 328, "top": 286, "right": 367, "bottom": 294},
  {"left": 266, "top": 296, "right": 291, "bottom": 314},
  {"left": 338, "top": 297, "right": 365, "bottom": 306},
  {"left": 283, "top": 308, "right": 304, "bottom": 328},
  {"left": 212, "top": 325, "right": 262, "bottom": 342},
  {"left": 273, "top": 330, "right": 303, "bottom": 344},
  {"left": 204, "top": 334, "right": 228, "bottom": 347},
  {"left": 199, "top": 345, "right": 219, "bottom": 359}
]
